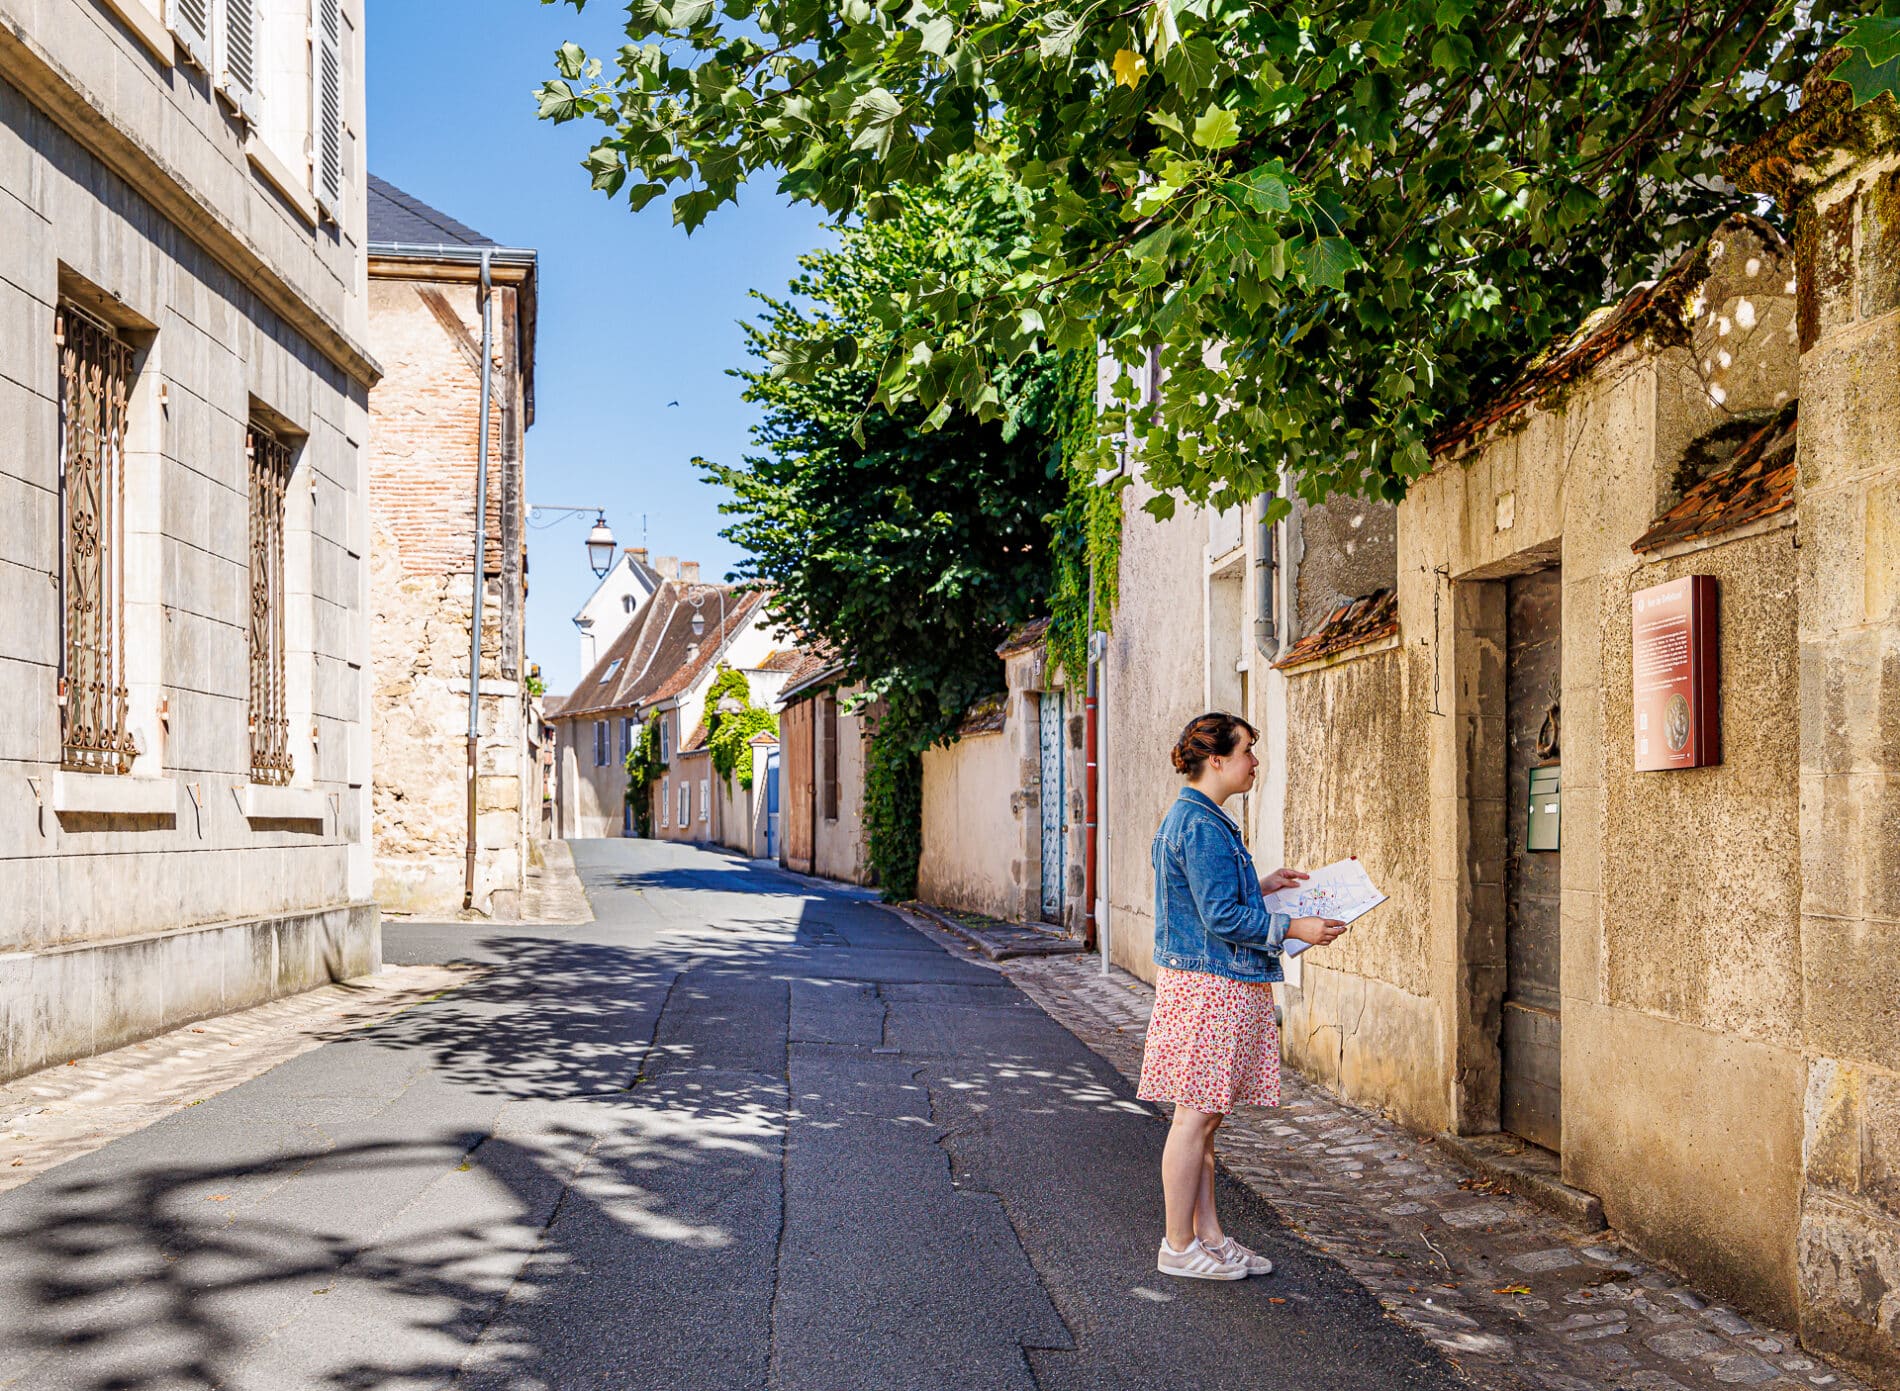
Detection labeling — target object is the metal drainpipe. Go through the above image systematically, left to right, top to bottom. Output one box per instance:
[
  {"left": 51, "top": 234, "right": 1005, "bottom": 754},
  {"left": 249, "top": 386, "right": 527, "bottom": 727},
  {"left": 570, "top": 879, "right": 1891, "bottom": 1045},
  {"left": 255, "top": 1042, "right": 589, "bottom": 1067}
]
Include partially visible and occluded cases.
[
  {"left": 464, "top": 250, "right": 494, "bottom": 912},
  {"left": 1083, "top": 565, "right": 1099, "bottom": 953}
]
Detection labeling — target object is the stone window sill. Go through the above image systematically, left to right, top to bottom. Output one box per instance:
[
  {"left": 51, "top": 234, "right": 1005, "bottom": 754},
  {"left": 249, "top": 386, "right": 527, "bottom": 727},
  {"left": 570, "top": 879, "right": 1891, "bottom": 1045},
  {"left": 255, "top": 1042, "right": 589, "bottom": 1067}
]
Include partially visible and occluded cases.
[
  {"left": 100, "top": 0, "right": 175, "bottom": 68},
  {"left": 246, "top": 138, "right": 319, "bottom": 228},
  {"left": 51, "top": 771, "right": 178, "bottom": 817},
  {"left": 239, "top": 784, "right": 327, "bottom": 823}
]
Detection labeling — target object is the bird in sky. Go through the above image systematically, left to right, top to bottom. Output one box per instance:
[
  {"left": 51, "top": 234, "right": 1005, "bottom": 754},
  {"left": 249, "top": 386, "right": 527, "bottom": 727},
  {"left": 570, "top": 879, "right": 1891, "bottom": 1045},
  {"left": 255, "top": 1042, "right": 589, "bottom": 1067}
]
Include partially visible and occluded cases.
[{"left": 666, "top": 400, "right": 680, "bottom": 407}]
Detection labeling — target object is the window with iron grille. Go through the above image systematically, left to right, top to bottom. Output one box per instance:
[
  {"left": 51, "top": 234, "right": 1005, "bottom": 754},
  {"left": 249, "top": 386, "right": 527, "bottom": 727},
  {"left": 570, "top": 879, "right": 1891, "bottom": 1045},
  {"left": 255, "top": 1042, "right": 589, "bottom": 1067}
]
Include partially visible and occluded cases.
[
  {"left": 56, "top": 305, "right": 135, "bottom": 775},
  {"left": 246, "top": 423, "right": 294, "bottom": 785}
]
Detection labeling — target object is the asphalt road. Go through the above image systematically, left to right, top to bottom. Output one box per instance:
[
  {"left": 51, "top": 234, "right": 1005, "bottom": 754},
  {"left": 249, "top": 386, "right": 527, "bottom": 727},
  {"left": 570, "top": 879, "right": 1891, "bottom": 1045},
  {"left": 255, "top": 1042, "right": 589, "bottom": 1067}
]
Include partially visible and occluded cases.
[{"left": 0, "top": 839, "right": 1465, "bottom": 1391}]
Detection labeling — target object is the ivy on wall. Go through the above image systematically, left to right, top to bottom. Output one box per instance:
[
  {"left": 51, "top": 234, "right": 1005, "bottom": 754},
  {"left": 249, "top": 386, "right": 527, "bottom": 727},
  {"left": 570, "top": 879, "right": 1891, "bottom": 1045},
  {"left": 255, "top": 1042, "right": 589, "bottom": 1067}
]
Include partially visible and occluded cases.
[
  {"left": 1046, "top": 350, "right": 1124, "bottom": 686},
  {"left": 705, "top": 666, "right": 780, "bottom": 790},
  {"left": 864, "top": 710, "right": 924, "bottom": 902},
  {"left": 624, "top": 720, "right": 664, "bottom": 839}
]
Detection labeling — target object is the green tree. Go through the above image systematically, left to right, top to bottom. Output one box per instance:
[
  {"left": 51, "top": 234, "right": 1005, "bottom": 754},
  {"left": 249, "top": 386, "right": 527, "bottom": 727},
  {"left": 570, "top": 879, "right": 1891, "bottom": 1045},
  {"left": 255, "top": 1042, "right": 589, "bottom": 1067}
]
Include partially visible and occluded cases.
[
  {"left": 540, "top": 0, "right": 1854, "bottom": 513},
  {"left": 700, "top": 159, "right": 1068, "bottom": 750}
]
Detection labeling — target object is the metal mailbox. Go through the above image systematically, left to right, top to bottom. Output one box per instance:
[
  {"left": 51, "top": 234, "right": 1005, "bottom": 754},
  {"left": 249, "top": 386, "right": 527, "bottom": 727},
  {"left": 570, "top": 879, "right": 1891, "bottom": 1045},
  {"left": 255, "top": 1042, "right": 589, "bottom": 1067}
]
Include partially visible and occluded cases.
[{"left": 1527, "top": 765, "right": 1561, "bottom": 852}]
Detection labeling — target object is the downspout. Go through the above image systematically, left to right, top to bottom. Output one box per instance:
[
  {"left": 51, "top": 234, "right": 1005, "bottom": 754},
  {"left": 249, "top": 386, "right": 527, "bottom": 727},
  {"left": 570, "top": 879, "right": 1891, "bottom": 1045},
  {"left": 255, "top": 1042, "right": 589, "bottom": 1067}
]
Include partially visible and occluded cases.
[
  {"left": 464, "top": 249, "right": 494, "bottom": 912},
  {"left": 1083, "top": 564, "right": 1099, "bottom": 953}
]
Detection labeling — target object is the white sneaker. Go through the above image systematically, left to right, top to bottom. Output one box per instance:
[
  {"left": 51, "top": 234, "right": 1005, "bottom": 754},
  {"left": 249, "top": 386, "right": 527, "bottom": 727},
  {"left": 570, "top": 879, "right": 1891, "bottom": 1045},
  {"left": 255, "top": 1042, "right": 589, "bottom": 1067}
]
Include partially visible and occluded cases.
[
  {"left": 1212, "top": 1236, "right": 1273, "bottom": 1275},
  {"left": 1156, "top": 1237, "right": 1247, "bottom": 1281}
]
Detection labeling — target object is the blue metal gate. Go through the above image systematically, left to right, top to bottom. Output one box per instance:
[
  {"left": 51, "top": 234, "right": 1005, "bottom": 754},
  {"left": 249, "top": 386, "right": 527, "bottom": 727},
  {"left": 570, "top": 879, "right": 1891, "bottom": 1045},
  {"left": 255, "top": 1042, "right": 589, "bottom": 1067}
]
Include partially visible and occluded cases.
[
  {"left": 1039, "top": 692, "right": 1065, "bottom": 924},
  {"left": 765, "top": 747, "right": 781, "bottom": 860}
]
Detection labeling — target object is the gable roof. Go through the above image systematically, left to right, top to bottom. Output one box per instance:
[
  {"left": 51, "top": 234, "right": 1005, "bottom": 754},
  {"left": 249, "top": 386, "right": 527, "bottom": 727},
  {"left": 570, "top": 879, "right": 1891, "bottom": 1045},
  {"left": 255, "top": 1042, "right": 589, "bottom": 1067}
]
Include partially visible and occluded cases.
[
  {"left": 367, "top": 174, "right": 497, "bottom": 249},
  {"left": 571, "top": 548, "right": 665, "bottom": 625},
  {"left": 551, "top": 582, "right": 770, "bottom": 720}
]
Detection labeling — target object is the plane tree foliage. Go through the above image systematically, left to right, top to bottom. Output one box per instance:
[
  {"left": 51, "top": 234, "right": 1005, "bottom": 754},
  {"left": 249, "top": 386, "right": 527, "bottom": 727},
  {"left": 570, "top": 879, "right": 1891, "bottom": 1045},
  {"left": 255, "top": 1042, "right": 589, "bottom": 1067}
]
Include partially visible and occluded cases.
[
  {"left": 538, "top": 0, "right": 1865, "bottom": 516},
  {"left": 700, "top": 160, "right": 1068, "bottom": 749}
]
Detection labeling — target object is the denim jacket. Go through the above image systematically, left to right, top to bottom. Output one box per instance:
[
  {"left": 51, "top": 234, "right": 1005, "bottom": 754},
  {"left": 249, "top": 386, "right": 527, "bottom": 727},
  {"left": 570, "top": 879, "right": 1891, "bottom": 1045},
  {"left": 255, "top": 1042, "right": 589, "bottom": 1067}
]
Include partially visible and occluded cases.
[{"left": 1151, "top": 787, "right": 1290, "bottom": 983}]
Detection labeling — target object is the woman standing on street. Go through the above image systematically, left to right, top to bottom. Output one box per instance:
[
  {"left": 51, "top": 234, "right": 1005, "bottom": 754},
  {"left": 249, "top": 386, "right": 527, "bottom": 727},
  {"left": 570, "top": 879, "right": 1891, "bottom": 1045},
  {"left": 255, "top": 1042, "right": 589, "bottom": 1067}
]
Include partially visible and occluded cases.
[{"left": 1139, "top": 712, "right": 1347, "bottom": 1281}]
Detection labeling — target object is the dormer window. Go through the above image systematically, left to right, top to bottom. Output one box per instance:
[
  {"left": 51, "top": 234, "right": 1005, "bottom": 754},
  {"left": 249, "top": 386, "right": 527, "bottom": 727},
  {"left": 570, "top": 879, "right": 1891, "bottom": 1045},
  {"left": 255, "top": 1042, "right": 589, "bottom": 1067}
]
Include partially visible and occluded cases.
[{"left": 599, "top": 658, "right": 623, "bottom": 684}]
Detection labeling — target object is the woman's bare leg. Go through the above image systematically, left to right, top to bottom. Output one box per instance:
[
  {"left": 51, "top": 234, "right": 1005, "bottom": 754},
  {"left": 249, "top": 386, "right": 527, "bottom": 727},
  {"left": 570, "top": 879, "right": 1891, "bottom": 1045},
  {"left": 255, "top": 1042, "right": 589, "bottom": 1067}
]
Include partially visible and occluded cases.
[
  {"left": 1163, "top": 1106, "right": 1219, "bottom": 1250},
  {"left": 1193, "top": 1113, "right": 1225, "bottom": 1245}
]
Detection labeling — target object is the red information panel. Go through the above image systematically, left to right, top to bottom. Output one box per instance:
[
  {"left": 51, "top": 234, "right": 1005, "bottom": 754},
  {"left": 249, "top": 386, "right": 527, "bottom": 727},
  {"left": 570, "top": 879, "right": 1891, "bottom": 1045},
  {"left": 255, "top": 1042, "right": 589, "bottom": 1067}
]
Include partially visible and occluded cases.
[{"left": 1633, "top": 575, "right": 1720, "bottom": 771}]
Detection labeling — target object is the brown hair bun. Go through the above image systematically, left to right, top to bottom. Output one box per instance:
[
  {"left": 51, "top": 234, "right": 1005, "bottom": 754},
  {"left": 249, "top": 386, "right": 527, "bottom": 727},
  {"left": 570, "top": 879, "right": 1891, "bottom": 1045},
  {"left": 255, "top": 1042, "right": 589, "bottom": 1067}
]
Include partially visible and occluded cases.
[{"left": 1172, "top": 712, "right": 1258, "bottom": 778}]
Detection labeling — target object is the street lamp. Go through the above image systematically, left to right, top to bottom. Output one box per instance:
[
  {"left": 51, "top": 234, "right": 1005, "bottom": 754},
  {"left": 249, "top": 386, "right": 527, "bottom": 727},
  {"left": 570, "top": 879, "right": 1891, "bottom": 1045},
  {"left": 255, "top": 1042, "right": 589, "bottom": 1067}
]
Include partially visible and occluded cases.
[
  {"left": 528, "top": 505, "right": 617, "bottom": 578},
  {"left": 688, "top": 585, "right": 727, "bottom": 643}
]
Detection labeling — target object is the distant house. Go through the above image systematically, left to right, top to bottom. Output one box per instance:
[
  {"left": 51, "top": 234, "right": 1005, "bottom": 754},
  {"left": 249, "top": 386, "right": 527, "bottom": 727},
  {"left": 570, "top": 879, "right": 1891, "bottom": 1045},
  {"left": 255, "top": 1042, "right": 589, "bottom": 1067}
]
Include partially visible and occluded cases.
[
  {"left": 363, "top": 175, "right": 540, "bottom": 918},
  {"left": 571, "top": 549, "right": 692, "bottom": 676},
  {"left": 547, "top": 582, "right": 782, "bottom": 839},
  {"left": 775, "top": 662, "right": 875, "bottom": 886}
]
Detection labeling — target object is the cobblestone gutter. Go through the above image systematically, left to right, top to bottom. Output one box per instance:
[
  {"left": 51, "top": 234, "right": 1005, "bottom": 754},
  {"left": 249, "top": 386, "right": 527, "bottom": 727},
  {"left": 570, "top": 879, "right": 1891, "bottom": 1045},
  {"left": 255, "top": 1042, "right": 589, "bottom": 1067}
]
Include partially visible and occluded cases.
[{"left": 915, "top": 923, "right": 1870, "bottom": 1391}]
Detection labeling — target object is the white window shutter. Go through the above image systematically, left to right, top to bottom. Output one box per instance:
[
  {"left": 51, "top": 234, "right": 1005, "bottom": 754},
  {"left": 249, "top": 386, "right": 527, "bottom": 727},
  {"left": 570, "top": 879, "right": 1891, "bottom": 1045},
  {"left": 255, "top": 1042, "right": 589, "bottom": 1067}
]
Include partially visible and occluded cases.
[
  {"left": 166, "top": 0, "right": 213, "bottom": 71},
  {"left": 218, "top": 0, "right": 260, "bottom": 123},
  {"left": 312, "top": 0, "right": 344, "bottom": 219}
]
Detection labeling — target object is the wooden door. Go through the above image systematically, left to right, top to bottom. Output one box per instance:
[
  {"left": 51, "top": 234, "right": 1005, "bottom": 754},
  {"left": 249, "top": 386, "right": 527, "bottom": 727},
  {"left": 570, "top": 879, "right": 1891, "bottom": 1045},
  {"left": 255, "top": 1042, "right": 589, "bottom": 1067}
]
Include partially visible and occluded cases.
[{"left": 1502, "top": 566, "right": 1563, "bottom": 1151}]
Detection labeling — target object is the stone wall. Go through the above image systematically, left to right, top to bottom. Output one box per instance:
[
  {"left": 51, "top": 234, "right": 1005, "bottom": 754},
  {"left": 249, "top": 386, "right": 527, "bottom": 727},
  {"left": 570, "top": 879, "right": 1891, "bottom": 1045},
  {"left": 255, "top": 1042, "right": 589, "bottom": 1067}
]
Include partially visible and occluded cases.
[
  {"left": 0, "top": 0, "right": 380, "bottom": 1076},
  {"left": 1742, "top": 96, "right": 1900, "bottom": 1385},
  {"left": 365, "top": 272, "right": 532, "bottom": 917}
]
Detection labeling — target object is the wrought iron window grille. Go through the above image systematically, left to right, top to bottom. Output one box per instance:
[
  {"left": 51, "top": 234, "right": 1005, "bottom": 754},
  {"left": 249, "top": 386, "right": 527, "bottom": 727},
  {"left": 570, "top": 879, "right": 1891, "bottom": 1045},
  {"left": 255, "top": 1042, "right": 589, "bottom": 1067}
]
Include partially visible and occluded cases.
[
  {"left": 56, "top": 304, "right": 135, "bottom": 775},
  {"left": 247, "top": 423, "right": 295, "bottom": 786}
]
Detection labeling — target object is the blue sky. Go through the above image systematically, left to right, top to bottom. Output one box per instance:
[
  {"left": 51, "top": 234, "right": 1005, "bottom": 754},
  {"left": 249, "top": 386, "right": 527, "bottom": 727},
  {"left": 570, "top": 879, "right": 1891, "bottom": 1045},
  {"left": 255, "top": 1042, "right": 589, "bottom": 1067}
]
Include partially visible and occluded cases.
[{"left": 365, "top": 0, "right": 831, "bottom": 697}]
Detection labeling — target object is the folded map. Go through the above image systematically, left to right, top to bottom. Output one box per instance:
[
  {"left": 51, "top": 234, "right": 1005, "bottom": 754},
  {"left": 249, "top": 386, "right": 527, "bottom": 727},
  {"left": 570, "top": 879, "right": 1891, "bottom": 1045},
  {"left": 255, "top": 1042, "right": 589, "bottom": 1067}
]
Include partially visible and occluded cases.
[{"left": 1261, "top": 858, "right": 1387, "bottom": 957}]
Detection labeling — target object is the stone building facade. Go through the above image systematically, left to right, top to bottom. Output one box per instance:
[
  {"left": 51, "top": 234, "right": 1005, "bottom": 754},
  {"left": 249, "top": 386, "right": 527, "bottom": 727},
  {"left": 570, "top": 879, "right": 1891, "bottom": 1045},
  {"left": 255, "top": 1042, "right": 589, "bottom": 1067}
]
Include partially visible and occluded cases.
[
  {"left": 0, "top": 0, "right": 380, "bottom": 1078},
  {"left": 363, "top": 176, "right": 539, "bottom": 918}
]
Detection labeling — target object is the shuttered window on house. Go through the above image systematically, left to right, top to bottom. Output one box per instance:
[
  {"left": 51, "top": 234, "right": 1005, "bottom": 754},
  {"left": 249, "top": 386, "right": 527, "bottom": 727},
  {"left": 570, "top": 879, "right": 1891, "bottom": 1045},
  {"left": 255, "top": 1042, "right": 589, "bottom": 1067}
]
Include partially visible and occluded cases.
[
  {"left": 165, "top": 0, "right": 213, "bottom": 70},
  {"left": 217, "top": 0, "right": 259, "bottom": 122},
  {"left": 312, "top": 0, "right": 344, "bottom": 219},
  {"left": 55, "top": 305, "right": 135, "bottom": 776},
  {"left": 246, "top": 423, "right": 294, "bottom": 785},
  {"left": 822, "top": 693, "right": 840, "bottom": 822},
  {"left": 594, "top": 721, "right": 607, "bottom": 767}
]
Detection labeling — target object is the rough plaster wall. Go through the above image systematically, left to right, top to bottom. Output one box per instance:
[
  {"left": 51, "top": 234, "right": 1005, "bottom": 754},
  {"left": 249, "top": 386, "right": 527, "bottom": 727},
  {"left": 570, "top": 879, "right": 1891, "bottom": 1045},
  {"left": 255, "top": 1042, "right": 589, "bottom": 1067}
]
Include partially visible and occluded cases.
[
  {"left": 1103, "top": 483, "right": 1211, "bottom": 981},
  {"left": 1293, "top": 495, "right": 1400, "bottom": 637},
  {"left": 1598, "top": 533, "right": 1801, "bottom": 1045},
  {"left": 1277, "top": 649, "right": 1444, "bottom": 1128},
  {"left": 919, "top": 729, "right": 1021, "bottom": 919}
]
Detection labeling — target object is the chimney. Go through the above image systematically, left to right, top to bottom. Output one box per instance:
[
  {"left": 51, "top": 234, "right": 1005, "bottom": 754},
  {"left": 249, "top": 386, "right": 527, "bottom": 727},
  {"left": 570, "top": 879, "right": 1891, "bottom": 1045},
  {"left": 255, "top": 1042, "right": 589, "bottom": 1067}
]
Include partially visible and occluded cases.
[
  {"left": 629, "top": 547, "right": 649, "bottom": 564},
  {"left": 655, "top": 555, "right": 679, "bottom": 580},
  {"left": 680, "top": 561, "right": 701, "bottom": 583}
]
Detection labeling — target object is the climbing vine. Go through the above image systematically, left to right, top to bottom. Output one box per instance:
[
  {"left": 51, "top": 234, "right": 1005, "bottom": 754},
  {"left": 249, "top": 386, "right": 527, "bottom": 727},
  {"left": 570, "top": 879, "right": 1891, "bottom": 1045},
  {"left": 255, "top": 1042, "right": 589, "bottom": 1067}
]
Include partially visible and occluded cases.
[
  {"left": 1046, "top": 350, "right": 1124, "bottom": 685},
  {"left": 705, "top": 666, "right": 780, "bottom": 790},
  {"left": 864, "top": 710, "right": 924, "bottom": 902},
  {"left": 624, "top": 721, "right": 665, "bottom": 839}
]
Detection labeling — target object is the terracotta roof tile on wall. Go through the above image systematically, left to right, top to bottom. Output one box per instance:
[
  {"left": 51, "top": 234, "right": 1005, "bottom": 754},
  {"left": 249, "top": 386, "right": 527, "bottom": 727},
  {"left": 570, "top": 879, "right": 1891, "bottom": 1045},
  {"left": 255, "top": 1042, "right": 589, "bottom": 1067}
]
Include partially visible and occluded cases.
[
  {"left": 1429, "top": 213, "right": 1787, "bottom": 460},
  {"left": 1633, "top": 405, "right": 1797, "bottom": 554},
  {"left": 1273, "top": 589, "right": 1399, "bottom": 670},
  {"left": 996, "top": 617, "right": 1051, "bottom": 658},
  {"left": 957, "top": 693, "right": 1008, "bottom": 736}
]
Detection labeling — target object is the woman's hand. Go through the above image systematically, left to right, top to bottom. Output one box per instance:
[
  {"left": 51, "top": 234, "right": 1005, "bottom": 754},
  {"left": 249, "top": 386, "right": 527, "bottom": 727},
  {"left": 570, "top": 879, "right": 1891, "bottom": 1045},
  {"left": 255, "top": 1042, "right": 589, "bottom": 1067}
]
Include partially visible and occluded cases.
[
  {"left": 1260, "top": 867, "right": 1310, "bottom": 895},
  {"left": 1287, "top": 917, "right": 1348, "bottom": 947}
]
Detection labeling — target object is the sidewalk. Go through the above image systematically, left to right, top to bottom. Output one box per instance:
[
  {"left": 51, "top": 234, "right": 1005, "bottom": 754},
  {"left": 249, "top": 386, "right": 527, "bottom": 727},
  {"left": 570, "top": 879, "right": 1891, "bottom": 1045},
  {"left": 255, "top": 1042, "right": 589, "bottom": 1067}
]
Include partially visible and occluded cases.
[
  {"left": 900, "top": 913, "right": 1864, "bottom": 1391},
  {"left": 0, "top": 963, "right": 471, "bottom": 1197}
]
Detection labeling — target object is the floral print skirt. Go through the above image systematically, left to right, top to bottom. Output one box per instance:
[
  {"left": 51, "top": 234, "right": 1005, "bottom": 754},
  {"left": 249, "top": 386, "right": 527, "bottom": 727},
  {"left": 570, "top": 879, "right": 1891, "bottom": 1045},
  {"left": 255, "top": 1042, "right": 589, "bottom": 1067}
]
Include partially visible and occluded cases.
[{"left": 1137, "top": 967, "right": 1282, "bottom": 1114}]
